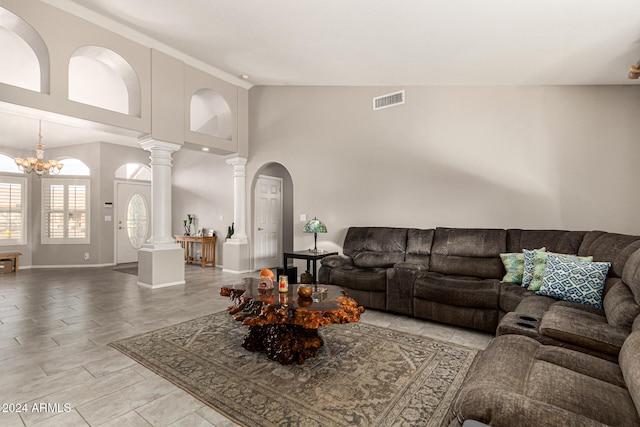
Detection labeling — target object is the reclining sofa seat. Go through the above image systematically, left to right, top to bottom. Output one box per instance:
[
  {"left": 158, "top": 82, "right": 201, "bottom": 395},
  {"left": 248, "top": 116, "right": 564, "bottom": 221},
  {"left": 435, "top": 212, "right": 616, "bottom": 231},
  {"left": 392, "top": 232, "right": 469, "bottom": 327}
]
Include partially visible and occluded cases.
[
  {"left": 318, "top": 227, "right": 409, "bottom": 310},
  {"left": 450, "top": 316, "right": 640, "bottom": 427}
]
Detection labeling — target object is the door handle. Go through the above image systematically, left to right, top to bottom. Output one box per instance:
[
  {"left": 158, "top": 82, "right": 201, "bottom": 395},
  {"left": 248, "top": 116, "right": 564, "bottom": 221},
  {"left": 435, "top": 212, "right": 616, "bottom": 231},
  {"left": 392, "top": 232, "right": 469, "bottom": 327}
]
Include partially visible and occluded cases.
[{"left": 258, "top": 227, "right": 263, "bottom": 231}]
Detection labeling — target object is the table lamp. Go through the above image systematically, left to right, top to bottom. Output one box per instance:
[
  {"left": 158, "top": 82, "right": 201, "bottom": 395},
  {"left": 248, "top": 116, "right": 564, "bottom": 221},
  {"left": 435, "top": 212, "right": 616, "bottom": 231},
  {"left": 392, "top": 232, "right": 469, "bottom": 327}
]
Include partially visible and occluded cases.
[{"left": 303, "top": 217, "right": 327, "bottom": 252}]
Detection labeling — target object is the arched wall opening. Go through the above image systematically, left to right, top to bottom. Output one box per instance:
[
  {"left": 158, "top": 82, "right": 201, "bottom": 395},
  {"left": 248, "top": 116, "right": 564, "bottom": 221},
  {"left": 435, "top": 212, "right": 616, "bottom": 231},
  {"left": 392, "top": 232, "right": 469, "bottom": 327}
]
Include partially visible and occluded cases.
[
  {"left": 0, "top": 6, "right": 49, "bottom": 93},
  {"left": 69, "top": 46, "right": 141, "bottom": 116},
  {"left": 190, "top": 88, "right": 232, "bottom": 140},
  {"left": 251, "top": 162, "right": 294, "bottom": 270}
]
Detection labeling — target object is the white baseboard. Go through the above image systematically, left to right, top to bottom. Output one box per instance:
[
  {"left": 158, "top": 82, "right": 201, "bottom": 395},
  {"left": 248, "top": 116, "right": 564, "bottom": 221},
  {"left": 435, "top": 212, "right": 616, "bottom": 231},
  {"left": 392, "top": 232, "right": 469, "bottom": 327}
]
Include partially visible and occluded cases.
[
  {"left": 28, "top": 263, "right": 117, "bottom": 269},
  {"left": 222, "top": 268, "right": 253, "bottom": 274}
]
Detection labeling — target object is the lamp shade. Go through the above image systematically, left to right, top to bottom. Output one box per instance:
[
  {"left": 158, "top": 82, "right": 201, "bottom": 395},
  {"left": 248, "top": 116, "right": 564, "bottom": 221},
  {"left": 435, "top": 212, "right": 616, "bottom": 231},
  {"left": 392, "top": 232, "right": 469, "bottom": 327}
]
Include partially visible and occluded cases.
[{"left": 303, "top": 217, "right": 327, "bottom": 234}]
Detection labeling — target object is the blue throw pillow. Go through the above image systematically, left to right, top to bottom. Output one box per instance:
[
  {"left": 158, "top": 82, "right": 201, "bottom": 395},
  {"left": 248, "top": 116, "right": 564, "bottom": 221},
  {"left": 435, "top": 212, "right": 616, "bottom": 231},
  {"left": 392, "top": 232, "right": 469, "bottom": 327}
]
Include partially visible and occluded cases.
[
  {"left": 522, "top": 247, "right": 545, "bottom": 288},
  {"left": 537, "top": 253, "right": 610, "bottom": 308}
]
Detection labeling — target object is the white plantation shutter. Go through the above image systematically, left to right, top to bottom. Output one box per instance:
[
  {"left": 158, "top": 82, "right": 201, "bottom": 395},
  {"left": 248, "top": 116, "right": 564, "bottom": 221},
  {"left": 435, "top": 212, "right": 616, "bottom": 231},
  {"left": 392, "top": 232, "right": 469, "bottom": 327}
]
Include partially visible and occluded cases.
[
  {"left": 0, "top": 176, "right": 27, "bottom": 245},
  {"left": 42, "top": 178, "right": 89, "bottom": 244}
]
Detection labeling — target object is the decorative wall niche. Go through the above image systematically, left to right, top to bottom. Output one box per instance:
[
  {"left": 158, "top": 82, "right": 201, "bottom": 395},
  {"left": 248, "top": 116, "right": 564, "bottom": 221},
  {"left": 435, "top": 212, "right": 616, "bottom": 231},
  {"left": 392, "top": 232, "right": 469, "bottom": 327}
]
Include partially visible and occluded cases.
[
  {"left": 0, "top": 7, "right": 49, "bottom": 93},
  {"left": 68, "top": 46, "right": 141, "bottom": 117},
  {"left": 190, "top": 88, "right": 232, "bottom": 140}
]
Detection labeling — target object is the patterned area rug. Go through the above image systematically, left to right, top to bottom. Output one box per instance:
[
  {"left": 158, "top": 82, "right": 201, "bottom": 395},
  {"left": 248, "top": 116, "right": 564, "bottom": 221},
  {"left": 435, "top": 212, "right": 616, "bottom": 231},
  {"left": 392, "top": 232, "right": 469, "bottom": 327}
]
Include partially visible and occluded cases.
[{"left": 110, "top": 311, "right": 478, "bottom": 427}]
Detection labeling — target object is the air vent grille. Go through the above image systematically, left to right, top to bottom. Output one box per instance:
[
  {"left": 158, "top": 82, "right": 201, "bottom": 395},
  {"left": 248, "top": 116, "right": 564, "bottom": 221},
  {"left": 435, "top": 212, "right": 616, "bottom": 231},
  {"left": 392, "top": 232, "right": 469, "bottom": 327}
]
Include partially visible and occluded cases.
[{"left": 373, "top": 90, "right": 405, "bottom": 110}]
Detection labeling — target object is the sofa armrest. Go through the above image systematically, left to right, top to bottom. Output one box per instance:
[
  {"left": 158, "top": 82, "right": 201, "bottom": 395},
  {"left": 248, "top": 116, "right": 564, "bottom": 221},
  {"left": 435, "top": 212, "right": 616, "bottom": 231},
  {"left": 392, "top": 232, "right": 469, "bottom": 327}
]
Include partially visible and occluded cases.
[
  {"left": 320, "top": 254, "right": 352, "bottom": 268},
  {"left": 539, "top": 310, "right": 629, "bottom": 356}
]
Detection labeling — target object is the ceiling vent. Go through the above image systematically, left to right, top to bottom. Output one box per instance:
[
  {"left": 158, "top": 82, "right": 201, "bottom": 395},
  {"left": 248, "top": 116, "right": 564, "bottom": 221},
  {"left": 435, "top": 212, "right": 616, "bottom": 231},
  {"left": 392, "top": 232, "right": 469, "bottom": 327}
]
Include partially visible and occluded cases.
[{"left": 373, "top": 90, "right": 405, "bottom": 110}]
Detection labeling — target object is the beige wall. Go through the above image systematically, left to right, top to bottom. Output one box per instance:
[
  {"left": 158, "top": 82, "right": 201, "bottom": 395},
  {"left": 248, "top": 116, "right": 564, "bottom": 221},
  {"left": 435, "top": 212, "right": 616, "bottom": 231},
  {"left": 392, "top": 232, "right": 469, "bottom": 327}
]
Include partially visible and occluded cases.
[
  {"left": 0, "top": 0, "right": 248, "bottom": 267},
  {"left": 248, "top": 85, "right": 640, "bottom": 254},
  {"left": 30, "top": 142, "right": 149, "bottom": 266},
  {"left": 171, "top": 149, "right": 235, "bottom": 266}
]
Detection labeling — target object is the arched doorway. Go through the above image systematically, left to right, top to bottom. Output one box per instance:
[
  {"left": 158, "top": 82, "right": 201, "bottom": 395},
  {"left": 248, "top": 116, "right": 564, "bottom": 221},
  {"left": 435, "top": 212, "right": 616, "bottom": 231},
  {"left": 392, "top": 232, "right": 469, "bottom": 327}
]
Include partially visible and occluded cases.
[{"left": 251, "top": 163, "right": 293, "bottom": 271}]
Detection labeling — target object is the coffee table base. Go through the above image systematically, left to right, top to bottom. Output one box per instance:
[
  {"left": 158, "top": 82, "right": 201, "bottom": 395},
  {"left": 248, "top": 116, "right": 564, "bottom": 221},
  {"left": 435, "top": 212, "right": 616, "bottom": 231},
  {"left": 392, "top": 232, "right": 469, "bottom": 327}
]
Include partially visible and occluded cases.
[{"left": 242, "top": 324, "right": 324, "bottom": 365}]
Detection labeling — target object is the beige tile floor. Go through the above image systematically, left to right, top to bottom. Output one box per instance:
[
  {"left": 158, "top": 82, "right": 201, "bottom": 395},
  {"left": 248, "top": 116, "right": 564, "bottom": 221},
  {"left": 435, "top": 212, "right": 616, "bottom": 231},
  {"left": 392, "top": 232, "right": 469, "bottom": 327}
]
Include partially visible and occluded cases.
[{"left": 0, "top": 265, "right": 492, "bottom": 426}]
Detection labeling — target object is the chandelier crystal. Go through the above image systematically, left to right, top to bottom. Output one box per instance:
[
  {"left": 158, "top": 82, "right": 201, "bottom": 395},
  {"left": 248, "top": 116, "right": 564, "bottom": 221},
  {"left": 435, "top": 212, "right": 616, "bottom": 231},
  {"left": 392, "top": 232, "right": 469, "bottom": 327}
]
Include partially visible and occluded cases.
[{"left": 14, "top": 120, "right": 63, "bottom": 176}]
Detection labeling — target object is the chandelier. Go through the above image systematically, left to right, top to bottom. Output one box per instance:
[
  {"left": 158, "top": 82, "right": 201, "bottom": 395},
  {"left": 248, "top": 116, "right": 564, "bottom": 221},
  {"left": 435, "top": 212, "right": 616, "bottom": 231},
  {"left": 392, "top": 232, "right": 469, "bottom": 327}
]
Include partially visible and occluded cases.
[{"left": 14, "top": 120, "right": 63, "bottom": 176}]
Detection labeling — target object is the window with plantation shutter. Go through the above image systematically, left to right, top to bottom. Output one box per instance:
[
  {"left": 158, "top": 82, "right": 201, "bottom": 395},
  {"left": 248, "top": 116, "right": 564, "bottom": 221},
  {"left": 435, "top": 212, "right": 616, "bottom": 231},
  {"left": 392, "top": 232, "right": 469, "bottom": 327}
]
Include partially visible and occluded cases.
[
  {"left": 0, "top": 176, "right": 27, "bottom": 245},
  {"left": 42, "top": 178, "right": 89, "bottom": 244}
]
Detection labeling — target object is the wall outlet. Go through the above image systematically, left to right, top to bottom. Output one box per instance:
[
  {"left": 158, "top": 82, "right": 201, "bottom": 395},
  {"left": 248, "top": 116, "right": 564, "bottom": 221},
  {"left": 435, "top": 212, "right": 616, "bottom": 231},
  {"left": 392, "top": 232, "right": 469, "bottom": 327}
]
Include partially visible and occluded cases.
[
  {"left": 300, "top": 214, "right": 306, "bottom": 222},
  {"left": 84, "top": 253, "right": 90, "bottom": 261}
]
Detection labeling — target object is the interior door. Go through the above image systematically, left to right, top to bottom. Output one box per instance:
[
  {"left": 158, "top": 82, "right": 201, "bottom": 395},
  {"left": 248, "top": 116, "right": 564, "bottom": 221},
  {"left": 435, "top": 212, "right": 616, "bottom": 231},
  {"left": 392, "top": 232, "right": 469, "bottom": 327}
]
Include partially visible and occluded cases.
[
  {"left": 254, "top": 175, "right": 282, "bottom": 270},
  {"left": 116, "top": 181, "right": 151, "bottom": 264}
]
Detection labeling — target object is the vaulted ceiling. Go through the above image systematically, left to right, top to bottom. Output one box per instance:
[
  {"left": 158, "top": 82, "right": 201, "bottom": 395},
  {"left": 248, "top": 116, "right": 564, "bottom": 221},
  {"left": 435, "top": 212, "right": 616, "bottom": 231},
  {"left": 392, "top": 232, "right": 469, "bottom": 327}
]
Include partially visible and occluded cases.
[
  {"left": 53, "top": 0, "right": 640, "bottom": 86},
  {"left": 4, "top": 1, "right": 640, "bottom": 150}
]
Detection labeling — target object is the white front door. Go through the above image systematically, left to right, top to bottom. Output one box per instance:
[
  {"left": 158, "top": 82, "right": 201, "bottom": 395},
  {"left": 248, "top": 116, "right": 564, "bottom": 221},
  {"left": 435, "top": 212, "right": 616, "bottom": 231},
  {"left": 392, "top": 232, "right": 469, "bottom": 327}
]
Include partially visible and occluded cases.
[
  {"left": 254, "top": 175, "right": 282, "bottom": 270},
  {"left": 116, "top": 181, "right": 151, "bottom": 264}
]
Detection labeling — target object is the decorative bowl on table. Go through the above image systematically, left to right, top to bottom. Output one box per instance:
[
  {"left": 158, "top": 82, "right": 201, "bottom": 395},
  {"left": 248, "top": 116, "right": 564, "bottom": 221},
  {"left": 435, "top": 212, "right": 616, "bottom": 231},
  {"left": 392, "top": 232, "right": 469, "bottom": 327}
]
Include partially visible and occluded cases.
[{"left": 297, "top": 285, "right": 313, "bottom": 298}]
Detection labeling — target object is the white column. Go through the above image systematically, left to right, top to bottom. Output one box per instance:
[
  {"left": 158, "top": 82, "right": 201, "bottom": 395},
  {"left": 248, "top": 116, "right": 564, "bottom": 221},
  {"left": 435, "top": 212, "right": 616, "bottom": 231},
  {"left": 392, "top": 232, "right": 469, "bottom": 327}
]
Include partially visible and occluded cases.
[
  {"left": 137, "top": 137, "right": 185, "bottom": 288},
  {"left": 140, "top": 138, "right": 181, "bottom": 247},
  {"left": 223, "top": 155, "right": 250, "bottom": 273},
  {"left": 225, "top": 156, "right": 248, "bottom": 243}
]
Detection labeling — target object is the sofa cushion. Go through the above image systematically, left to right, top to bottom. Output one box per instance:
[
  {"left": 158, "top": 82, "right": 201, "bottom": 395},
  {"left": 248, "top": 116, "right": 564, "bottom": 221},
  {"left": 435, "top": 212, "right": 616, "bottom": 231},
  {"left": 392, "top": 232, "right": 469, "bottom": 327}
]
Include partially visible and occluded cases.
[
  {"left": 343, "top": 227, "right": 408, "bottom": 268},
  {"left": 405, "top": 228, "right": 434, "bottom": 264},
  {"left": 430, "top": 228, "right": 506, "bottom": 279},
  {"left": 506, "top": 229, "right": 587, "bottom": 255},
  {"left": 578, "top": 231, "right": 640, "bottom": 277},
  {"left": 499, "top": 252, "right": 524, "bottom": 284},
  {"left": 319, "top": 254, "right": 352, "bottom": 268},
  {"left": 537, "top": 254, "right": 610, "bottom": 308},
  {"left": 328, "top": 265, "right": 387, "bottom": 292},
  {"left": 414, "top": 272, "right": 500, "bottom": 309},
  {"left": 603, "top": 279, "right": 640, "bottom": 329},
  {"left": 499, "top": 282, "right": 532, "bottom": 313},
  {"left": 619, "top": 331, "right": 640, "bottom": 419},
  {"left": 534, "top": 344, "right": 626, "bottom": 388}
]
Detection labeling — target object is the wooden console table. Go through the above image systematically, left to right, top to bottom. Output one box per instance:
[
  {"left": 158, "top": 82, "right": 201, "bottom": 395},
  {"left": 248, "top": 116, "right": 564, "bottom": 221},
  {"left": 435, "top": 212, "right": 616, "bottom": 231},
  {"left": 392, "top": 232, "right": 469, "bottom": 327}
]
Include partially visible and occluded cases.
[
  {"left": 175, "top": 235, "right": 216, "bottom": 268},
  {"left": 0, "top": 252, "right": 21, "bottom": 272}
]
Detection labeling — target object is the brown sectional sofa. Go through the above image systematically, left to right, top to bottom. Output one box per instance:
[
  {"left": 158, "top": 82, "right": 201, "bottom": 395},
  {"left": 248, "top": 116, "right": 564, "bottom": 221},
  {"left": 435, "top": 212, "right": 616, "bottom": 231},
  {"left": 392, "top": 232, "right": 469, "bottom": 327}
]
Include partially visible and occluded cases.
[
  {"left": 318, "top": 226, "right": 640, "bottom": 425},
  {"left": 451, "top": 319, "right": 640, "bottom": 426}
]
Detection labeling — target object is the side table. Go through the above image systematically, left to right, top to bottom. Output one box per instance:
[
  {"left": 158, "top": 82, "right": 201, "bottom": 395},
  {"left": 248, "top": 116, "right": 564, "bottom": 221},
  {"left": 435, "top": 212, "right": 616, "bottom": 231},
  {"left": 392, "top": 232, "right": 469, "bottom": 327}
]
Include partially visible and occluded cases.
[
  {"left": 175, "top": 235, "right": 216, "bottom": 267},
  {"left": 283, "top": 250, "right": 337, "bottom": 283}
]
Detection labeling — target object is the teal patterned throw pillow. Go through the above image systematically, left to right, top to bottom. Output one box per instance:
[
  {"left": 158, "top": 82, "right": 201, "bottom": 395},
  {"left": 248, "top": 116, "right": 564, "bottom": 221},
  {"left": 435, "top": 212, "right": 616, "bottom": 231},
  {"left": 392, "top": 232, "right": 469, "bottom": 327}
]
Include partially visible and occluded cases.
[
  {"left": 522, "top": 247, "right": 545, "bottom": 288},
  {"left": 527, "top": 251, "right": 593, "bottom": 292},
  {"left": 500, "top": 253, "right": 525, "bottom": 284},
  {"left": 537, "top": 253, "right": 610, "bottom": 308}
]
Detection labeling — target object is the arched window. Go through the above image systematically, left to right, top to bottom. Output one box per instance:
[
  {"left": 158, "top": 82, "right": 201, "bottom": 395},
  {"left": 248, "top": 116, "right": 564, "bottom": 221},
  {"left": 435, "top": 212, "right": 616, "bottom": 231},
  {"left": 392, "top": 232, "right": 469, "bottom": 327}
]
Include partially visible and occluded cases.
[
  {"left": 0, "top": 7, "right": 49, "bottom": 93},
  {"left": 68, "top": 46, "right": 141, "bottom": 116},
  {"left": 190, "top": 88, "right": 232, "bottom": 140},
  {"left": 0, "top": 153, "right": 21, "bottom": 174},
  {"left": 57, "top": 158, "right": 90, "bottom": 176},
  {"left": 115, "top": 163, "right": 151, "bottom": 181}
]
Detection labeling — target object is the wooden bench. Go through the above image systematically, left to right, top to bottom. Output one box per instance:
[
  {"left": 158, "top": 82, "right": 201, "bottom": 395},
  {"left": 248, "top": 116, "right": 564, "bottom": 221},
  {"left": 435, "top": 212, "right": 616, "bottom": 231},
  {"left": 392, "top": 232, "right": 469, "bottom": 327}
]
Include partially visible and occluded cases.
[{"left": 0, "top": 252, "right": 21, "bottom": 272}]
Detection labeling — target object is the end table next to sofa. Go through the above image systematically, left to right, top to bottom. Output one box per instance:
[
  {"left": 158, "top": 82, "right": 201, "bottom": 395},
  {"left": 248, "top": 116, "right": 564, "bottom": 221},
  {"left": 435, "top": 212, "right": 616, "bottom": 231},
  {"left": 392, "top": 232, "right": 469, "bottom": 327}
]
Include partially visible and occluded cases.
[{"left": 283, "top": 250, "right": 337, "bottom": 283}]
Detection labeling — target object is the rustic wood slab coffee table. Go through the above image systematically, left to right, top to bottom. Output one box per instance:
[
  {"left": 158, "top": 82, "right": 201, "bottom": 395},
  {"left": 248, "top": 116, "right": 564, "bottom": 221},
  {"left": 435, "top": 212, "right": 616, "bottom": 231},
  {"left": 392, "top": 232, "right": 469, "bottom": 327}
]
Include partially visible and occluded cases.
[{"left": 220, "top": 278, "right": 364, "bottom": 365}]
